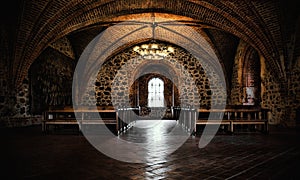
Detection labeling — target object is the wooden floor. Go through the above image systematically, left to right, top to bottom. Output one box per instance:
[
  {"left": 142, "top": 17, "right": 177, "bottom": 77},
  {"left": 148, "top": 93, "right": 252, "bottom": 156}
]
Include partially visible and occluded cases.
[{"left": 1, "top": 122, "right": 300, "bottom": 179}]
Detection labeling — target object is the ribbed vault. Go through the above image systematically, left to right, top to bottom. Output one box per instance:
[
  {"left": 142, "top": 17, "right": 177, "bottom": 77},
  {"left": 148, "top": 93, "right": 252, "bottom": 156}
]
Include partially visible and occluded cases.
[{"left": 10, "top": 0, "right": 298, "bottom": 89}]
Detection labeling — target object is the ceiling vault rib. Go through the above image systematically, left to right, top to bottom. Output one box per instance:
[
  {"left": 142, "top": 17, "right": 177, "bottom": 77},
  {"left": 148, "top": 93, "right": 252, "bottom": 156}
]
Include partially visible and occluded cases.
[{"left": 10, "top": 0, "right": 293, "bottom": 89}]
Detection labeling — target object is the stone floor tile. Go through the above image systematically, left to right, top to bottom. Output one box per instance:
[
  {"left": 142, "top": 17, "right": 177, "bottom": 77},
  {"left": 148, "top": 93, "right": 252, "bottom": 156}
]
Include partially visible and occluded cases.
[{"left": 1, "top": 121, "right": 300, "bottom": 179}]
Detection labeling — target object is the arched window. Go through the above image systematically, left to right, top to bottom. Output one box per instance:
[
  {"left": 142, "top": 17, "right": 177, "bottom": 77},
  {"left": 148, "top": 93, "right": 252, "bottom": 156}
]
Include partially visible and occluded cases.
[{"left": 148, "top": 78, "right": 164, "bottom": 107}]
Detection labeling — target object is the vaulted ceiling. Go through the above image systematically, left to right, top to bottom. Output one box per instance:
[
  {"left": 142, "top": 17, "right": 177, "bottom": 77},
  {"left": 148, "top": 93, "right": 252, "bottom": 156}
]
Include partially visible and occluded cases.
[{"left": 1, "top": 0, "right": 299, "bottom": 89}]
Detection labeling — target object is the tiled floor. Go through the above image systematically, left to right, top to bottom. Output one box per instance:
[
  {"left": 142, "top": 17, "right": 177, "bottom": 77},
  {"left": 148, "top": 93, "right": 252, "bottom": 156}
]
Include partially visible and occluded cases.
[{"left": 1, "top": 120, "right": 300, "bottom": 179}]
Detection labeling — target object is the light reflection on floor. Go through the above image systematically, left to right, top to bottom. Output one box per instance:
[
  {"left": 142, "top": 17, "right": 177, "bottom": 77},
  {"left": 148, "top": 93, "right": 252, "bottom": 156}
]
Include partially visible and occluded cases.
[{"left": 120, "top": 120, "right": 179, "bottom": 179}]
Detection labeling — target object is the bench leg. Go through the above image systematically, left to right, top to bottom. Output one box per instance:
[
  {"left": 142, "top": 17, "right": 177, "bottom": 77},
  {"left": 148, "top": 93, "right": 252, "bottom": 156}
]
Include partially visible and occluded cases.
[
  {"left": 230, "top": 121, "right": 234, "bottom": 134},
  {"left": 264, "top": 122, "right": 269, "bottom": 134},
  {"left": 45, "top": 124, "right": 49, "bottom": 134}
]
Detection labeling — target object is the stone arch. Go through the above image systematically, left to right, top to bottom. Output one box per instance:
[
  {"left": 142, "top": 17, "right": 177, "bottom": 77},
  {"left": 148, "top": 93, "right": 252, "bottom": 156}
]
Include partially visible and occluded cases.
[
  {"left": 130, "top": 58, "right": 180, "bottom": 85},
  {"left": 129, "top": 61, "right": 181, "bottom": 108}
]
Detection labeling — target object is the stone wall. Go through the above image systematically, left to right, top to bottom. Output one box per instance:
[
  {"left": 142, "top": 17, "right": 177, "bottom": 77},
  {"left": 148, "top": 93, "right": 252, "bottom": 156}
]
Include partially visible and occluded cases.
[
  {"left": 0, "top": 28, "right": 10, "bottom": 126},
  {"left": 80, "top": 43, "right": 227, "bottom": 108},
  {"left": 259, "top": 55, "right": 299, "bottom": 126},
  {"left": 287, "top": 66, "right": 300, "bottom": 126},
  {"left": 260, "top": 69, "right": 285, "bottom": 124},
  {"left": 0, "top": 74, "right": 41, "bottom": 127},
  {"left": 6, "top": 76, "right": 42, "bottom": 127},
  {"left": 15, "top": 77, "right": 30, "bottom": 117}
]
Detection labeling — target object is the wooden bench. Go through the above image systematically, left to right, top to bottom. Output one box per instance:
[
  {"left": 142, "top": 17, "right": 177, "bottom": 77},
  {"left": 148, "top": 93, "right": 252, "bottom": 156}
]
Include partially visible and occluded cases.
[
  {"left": 42, "top": 106, "right": 139, "bottom": 135},
  {"left": 42, "top": 107, "right": 118, "bottom": 134},
  {"left": 174, "top": 107, "right": 269, "bottom": 134},
  {"left": 195, "top": 108, "right": 269, "bottom": 134}
]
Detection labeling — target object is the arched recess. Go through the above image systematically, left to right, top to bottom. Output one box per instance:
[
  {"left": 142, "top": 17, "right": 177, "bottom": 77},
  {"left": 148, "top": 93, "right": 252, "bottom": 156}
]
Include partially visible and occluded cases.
[
  {"left": 29, "top": 47, "right": 74, "bottom": 114},
  {"left": 242, "top": 47, "right": 261, "bottom": 105},
  {"left": 128, "top": 61, "right": 181, "bottom": 108},
  {"left": 130, "top": 73, "right": 179, "bottom": 119}
]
